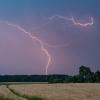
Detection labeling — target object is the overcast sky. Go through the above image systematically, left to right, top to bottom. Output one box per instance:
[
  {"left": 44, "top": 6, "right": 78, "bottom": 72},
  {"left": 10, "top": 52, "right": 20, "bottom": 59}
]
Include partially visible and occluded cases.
[{"left": 0, "top": 0, "right": 100, "bottom": 75}]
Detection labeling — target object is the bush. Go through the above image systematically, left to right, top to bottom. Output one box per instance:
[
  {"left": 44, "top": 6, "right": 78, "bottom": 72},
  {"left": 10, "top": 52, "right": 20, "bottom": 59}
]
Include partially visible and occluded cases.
[
  {"left": 24, "top": 95, "right": 44, "bottom": 100},
  {"left": 0, "top": 96, "right": 13, "bottom": 100}
]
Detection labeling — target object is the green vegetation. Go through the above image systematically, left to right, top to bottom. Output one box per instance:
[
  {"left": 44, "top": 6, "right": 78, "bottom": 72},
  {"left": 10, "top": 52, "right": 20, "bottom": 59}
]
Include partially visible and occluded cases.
[
  {"left": 0, "top": 65, "right": 100, "bottom": 83},
  {"left": 48, "top": 65, "right": 100, "bottom": 83},
  {"left": 23, "top": 95, "right": 44, "bottom": 100},
  {"left": 0, "top": 96, "right": 13, "bottom": 100}
]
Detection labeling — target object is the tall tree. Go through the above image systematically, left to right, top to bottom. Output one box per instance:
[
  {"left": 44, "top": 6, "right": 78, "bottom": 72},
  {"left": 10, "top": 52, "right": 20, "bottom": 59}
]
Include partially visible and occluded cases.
[
  {"left": 79, "top": 65, "right": 94, "bottom": 82},
  {"left": 94, "top": 71, "right": 100, "bottom": 82}
]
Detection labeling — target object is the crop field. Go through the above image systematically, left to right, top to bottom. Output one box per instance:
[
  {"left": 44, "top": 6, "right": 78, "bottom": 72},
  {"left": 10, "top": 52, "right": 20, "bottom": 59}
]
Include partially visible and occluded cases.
[{"left": 0, "top": 83, "right": 100, "bottom": 100}]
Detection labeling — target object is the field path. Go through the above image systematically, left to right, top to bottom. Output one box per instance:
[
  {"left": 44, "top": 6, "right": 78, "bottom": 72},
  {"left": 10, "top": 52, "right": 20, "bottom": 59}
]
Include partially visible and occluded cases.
[
  {"left": 0, "top": 85, "right": 26, "bottom": 100},
  {"left": 6, "top": 85, "right": 27, "bottom": 100}
]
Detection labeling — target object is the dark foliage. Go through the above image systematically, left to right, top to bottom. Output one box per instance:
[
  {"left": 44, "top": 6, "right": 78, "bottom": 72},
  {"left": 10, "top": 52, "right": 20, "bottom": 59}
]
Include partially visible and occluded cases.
[
  {"left": 0, "top": 65, "right": 100, "bottom": 83},
  {"left": 47, "top": 65, "right": 100, "bottom": 83},
  {"left": 94, "top": 71, "right": 100, "bottom": 82},
  {"left": 0, "top": 75, "right": 47, "bottom": 82}
]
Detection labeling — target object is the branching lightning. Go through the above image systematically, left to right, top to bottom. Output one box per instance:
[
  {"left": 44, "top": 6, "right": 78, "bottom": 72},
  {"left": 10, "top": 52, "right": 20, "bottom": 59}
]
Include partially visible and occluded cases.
[
  {"left": 0, "top": 15, "right": 94, "bottom": 74},
  {"left": 48, "top": 15, "right": 94, "bottom": 27},
  {"left": 71, "top": 16, "right": 94, "bottom": 27},
  {"left": 1, "top": 21, "right": 71, "bottom": 75},
  {"left": 1, "top": 22, "right": 51, "bottom": 75}
]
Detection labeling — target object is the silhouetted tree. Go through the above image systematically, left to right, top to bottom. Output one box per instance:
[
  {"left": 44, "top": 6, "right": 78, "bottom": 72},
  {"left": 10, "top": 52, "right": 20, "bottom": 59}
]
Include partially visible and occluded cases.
[
  {"left": 79, "top": 65, "right": 94, "bottom": 82},
  {"left": 0, "top": 66, "right": 99, "bottom": 83},
  {"left": 94, "top": 71, "right": 100, "bottom": 82},
  {"left": 47, "top": 75, "right": 65, "bottom": 83},
  {"left": 64, "top": 76, "right": 72, "bottom": 83}
]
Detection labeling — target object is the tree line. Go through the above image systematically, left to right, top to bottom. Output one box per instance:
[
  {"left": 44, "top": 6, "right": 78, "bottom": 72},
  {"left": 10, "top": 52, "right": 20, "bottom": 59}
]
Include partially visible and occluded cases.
[
  {"left": 0, "top": 65, "right": 100, "bottom": 83},
  {"left": 48, "top": 65, "right": 100, "bottom": 83}
]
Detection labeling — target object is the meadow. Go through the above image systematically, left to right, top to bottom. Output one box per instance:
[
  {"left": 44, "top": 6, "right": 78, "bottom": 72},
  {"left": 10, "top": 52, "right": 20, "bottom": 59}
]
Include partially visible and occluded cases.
[{"left": 0, "top": 83, "right": 100, "bottom": 100}]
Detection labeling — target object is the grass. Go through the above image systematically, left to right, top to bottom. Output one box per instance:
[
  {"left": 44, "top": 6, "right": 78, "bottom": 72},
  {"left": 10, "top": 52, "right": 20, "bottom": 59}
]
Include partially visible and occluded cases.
[
  {"left": 0, "top": 83, "right": 100, "bottom": 100},
  {"left": 9, "top": 83, "right": 100, "bottom": 100},
  {"left": 0, "top": 85, "right": 24, "bottom": 100},
  {"left": 7, "top": 85, "right": 44, "bottom": 100},
  {"left": 23, "top": 95, "right": 44, "bottom": 100},
  {"left": 0, "top": 96, "right": 13, "bottom": 100}
]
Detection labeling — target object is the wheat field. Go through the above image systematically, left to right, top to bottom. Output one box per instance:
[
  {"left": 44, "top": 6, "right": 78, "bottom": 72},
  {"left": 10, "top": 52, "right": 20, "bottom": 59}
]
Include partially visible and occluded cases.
[
  {"left": 6, "top": 83, "right": 100, "bottom": 100},
  {"left": 0, "top": 85, "right": 25, "bottom": 100}
]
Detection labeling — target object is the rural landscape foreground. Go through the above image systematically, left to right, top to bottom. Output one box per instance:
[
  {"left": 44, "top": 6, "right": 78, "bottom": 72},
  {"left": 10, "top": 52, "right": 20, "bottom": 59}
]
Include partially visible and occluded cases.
[
  {"left": 0, "top": 66, "right": 100, "bottom": 100},
  {"left": 0, "top": 83, "right": 100, "bottom": 100}
]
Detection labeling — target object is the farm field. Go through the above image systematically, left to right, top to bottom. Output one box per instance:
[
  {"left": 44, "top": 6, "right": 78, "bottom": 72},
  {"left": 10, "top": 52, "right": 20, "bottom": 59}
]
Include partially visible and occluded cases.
[
  {"left": 0, "top": 83, "right": 100, "bottom": 100},
  {"left": 0, "top": 85, "right": 25, "bottom": 100}
]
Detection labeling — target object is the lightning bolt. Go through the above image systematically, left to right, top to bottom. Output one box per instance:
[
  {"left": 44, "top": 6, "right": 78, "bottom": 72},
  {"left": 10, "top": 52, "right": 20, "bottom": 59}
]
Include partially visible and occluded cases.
[
  {"left": 0, "top": 15, "right": 94, "bottom": 75},
  {"left": 29, "top": 15, "right": 94, "bottom": 34},
  {"left": 48, "top": 15, "right": 94, "bottom": 27},
  {"left": 71, "top": 16, "right": 94, "bottom": 27},
  {"left": 1, "top": 21, "right": 71, "bottom": 75},
  {"left": 0, "top": 22, "right": 51, "bottom": 75}
]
